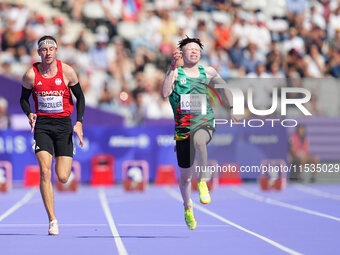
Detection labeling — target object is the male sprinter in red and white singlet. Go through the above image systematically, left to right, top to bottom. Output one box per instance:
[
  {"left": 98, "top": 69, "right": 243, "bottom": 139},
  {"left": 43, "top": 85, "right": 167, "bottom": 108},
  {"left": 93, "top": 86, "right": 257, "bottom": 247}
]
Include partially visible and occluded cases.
[{"left": 20, "top": 35, "right": 85, "bottom": 235}]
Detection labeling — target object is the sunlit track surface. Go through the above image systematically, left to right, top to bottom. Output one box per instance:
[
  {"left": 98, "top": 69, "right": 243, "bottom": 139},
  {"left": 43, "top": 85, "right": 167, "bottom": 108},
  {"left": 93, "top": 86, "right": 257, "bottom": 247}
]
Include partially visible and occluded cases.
[{"left": 1, "top": 184, "right": 339, "bottom": 255}]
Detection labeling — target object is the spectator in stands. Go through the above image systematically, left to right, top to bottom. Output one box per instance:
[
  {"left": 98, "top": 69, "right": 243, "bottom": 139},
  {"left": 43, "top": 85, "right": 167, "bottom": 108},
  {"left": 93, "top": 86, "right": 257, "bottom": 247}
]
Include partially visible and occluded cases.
[
  {"left": 6, "top": 0, "right": 29, "bottom": 37},
  {"left": 69, "top": 0, "right": 87, "bottom": 21},
  {"left": 82, "top": 0, "right": 106, "bottom": 30},
  {"left": 102, "top": 0, "right": 122, "bottom": 38},
  {"left": 122, "top": 0, "right": 142, "bottom": 22},
  {"left": 154, "top": 0, "right": 179, "bottom": 11},
  {"left": 286, "top": 0, "right": 307, "bottom": 31},
  {"left": 322, "top": 0, "right": 332, "bottom": 22},
  {"left": 0, "top": 2, "right": 11, "bottom": 24},
  {"left": 131, "top": 5, "right": 161, "bottom": 52},
  {"left": 176, "top": 5, "right": 197, "bottom": 38},
  {"left": 302, "top": 5, "right": 326, "bottom": 38},
  {"left": 328, "top": 6, "right": 340, "bottom": 39},
  {"left": 159, "top": 9, "right": 178, "bottom": 56},
  {"left": 231, "top": 11, "right": 251, "bottom": 49},
  {"left": 253, "top": 12, "right": 271, "bottom": 54},
  {"left": 28, "top": 14, "right": 48, "bottom": 39},
  {"left": 213, "top": 14, "right": 232, "bottom": 51},
  {"left": 267, "top": 15, "right": 289, "bottom": 42},
  {"left": 304, "top": 18, "right": 326, "bottom": 53},
  {"left": 194, "top": 19, "right": 213, "bottom": 64},
  {"left": 1, "top": 25, "right": 21, "bottom": 52},
  {"left": 19, "top": 25, "right": 39, "bottom": 57},
  {"left": 283, "top": 27, "right": 305, "bottom": 54},
  {"left": 328, "top": 28, "right": 340, "bottom": 50},
  {"left": 74, "top": 30, "right": 92, "bottom": 72},
  {"left": 90, "top": 33, "right": 115, "bottom": 72},
  {"left": 58, "top": 35, "right": 78, "bottom": 65},
  {"left": 111, "top": 36, "right": 133, "bottom": 83},
  {"left": 228, "top": 37, "right": 245, "bottom": 70},
  {"left": 266, "top": 40, "right": 283, "bottom": 72},
  {"left": 241, "top": 43, "right": 263, "bottom": 74},
  {"left": 304, "top": 43, "right": 325, "bottom": 78},
  {"left": 11, "top": 44, "right": 31, "bottom": 77},
  {"left": 210, "top": 47, "right": 232, "bottom": 79},
  {"left": 283, "top": 48, "right": 307, "bottom": 77},
  {"left": 327, "top": 48, "right": 340, "bottom": 78},
  {"left": 269, "top": 61, "right": 285, "bottom": 78},
  {"left": 0, "top": 62, "right": 11, "bottom": 76},
  {"left": 141, "top": 76, "right": 163, "bottom": 119},
  {"left": 98, "top": 80, "right": 114, "bottom": 107},
  {"left": 0, "top": 97, "right": 10, "bottom": 130},
  {"left": 288, "top": 124, "right": 319, "bottom": 182}
]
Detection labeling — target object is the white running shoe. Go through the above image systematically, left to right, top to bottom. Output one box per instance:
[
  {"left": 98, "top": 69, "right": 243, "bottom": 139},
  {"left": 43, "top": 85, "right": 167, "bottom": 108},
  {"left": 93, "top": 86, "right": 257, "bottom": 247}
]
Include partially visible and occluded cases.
[{"left": 48, "top": 219, "right": 59, "bottom": 235}]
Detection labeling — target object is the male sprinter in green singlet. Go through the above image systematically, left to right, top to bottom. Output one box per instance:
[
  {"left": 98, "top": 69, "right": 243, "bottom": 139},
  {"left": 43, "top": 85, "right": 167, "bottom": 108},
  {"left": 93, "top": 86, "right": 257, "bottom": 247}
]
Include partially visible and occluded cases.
[{"left": 162, "top": 37, "right": 238, "bottom": 230}]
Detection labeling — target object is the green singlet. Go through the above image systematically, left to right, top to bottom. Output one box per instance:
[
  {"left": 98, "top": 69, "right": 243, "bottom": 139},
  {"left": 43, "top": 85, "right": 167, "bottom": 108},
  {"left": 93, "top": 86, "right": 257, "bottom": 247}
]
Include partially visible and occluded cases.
[{"left": 169, "top": 65, "right": 215, "bottom": 141}]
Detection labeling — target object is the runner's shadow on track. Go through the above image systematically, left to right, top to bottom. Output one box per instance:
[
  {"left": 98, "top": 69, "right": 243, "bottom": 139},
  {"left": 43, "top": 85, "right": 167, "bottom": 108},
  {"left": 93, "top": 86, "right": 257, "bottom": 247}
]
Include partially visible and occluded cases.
[
  {"left": 0, "top": 233, "right": 44, "bottom": 236},
  {"left": 76, "top": 235, "right": 188, "bottom": 239}
]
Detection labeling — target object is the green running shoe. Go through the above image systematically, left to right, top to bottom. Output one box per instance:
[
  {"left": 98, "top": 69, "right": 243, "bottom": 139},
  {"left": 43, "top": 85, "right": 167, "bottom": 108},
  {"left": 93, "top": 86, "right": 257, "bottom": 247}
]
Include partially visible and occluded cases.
[
  {"left": 198, "top": 181, "right": 211, "bottom": 204},
  {"left": 184, "top": 200, "right": 197, "bottom": 230}
]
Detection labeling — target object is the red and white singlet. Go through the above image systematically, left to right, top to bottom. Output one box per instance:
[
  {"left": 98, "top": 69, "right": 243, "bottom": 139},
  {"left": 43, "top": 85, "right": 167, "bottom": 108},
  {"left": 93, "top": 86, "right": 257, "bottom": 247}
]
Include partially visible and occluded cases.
[{"left": 32, "top": 60, "right": 74, "bottom": 118}]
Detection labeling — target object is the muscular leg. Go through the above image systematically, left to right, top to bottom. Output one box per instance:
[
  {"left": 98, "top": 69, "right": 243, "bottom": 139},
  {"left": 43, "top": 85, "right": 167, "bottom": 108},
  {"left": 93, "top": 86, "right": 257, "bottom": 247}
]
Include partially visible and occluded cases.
[
  {"left": 193, "top": 129, "right": 212, "bottom": 182},
  {"left": 36, "top": 151, "right": 56, "bottom": 222},
  {"left": 55, "top": 156, "right": 73, "bottom": 184},
  {"left": 179, "top": 166, "right": 194, "bottom": 210}
]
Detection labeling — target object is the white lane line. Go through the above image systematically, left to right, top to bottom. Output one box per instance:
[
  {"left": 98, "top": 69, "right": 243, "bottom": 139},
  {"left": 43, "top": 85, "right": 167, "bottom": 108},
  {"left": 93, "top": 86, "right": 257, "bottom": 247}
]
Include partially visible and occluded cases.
[
  {"left": 293, "top": 185, "right": 340, "bottom": 201},
  {"left": 98, "top": 187, "right": 128, "bottom": 255},
  {"left": 165, "top": 187, "right": 302, "bottom": 255},
  {"left": 233, "top": 187, "right": 340, "bottom": 222},
  {"left": 0, "top": 188, "right": 38, "bottom": 223},
  {"left": 0, "top": 223, "right": 107, "bottom": 228},
  {"left": 0, "top": 223, "right": 227, "bottom": 228},
  {"left": 117, "top": 223, "right": 229, "bottom": 228}
]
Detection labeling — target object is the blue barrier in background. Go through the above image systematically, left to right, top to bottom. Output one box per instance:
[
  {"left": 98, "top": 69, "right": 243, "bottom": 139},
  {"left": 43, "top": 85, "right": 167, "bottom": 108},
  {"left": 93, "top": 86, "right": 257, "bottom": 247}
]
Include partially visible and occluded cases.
[{"left": 0, "top": 124, "right": 288, "bottom": 182}]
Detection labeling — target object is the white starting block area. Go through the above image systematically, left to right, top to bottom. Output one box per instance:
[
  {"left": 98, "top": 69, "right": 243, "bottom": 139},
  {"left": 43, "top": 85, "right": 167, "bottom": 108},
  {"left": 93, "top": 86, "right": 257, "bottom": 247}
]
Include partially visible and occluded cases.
[
  {"left": 259, "top": 159, "right": 287, "bottom": 191},
  {"left": 122, "top": 160, "right": 148, "bottom": 191},
  {"left": 0, "top": 161, "right": 12, "bottom": 192},
  {"left": 54, "top": 161, "right": 81, "bottom": 192}
]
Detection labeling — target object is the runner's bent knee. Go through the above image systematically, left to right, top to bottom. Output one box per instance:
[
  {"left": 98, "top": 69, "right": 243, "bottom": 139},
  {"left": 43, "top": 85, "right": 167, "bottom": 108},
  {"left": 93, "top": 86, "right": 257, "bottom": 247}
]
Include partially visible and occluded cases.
[{"left": 40, "top": 167, "right": 51, "bottom": 181}]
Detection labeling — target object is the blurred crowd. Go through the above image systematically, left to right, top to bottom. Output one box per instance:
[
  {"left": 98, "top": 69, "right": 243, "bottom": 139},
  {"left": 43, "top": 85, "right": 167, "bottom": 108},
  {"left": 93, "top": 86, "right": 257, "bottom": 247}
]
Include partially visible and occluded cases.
[{"left": 1, "top": 0, "right": 340, "bottom": 125}]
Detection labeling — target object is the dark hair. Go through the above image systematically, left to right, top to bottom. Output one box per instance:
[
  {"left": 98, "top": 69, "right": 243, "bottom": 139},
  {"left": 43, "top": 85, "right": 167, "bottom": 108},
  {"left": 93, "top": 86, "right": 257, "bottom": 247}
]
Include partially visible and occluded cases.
[
  {"left": 38, "top": 35, "right": 57, "bottom": 45},
  {"left": 178, "top": 36, "right": 203, "bottom": 49},
  {"left": 297, "top": 124, "right": 306, "bottom": 140}
]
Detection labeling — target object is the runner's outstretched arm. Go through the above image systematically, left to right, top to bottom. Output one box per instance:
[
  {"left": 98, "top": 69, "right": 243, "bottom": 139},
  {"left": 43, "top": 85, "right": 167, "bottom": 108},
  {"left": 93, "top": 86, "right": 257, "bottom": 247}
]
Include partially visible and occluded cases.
[
  {"left": 161, "top": 50, "right": 181, "bottom": 98},
  {"left": 64, "top": 64, "right": 85, "bottom": 147},
  {"left": 205, "top": 66, "right": 241, "bottom": 122},
  {"left": 21, "top": 68, "right": 37, "bottom": 133},
  {"left": 70, "top": 83, "right": 85, "bottom": 124}
]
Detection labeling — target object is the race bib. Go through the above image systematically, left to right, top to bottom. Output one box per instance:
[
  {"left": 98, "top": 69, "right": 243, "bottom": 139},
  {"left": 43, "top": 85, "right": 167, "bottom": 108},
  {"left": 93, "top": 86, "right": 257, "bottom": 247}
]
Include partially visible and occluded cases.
[
  {"left": 180, "top": 94, "right": 206, "bottom": 114},
  {"left": 38, "top": 95, "right": 63, "bottom": 113}
]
